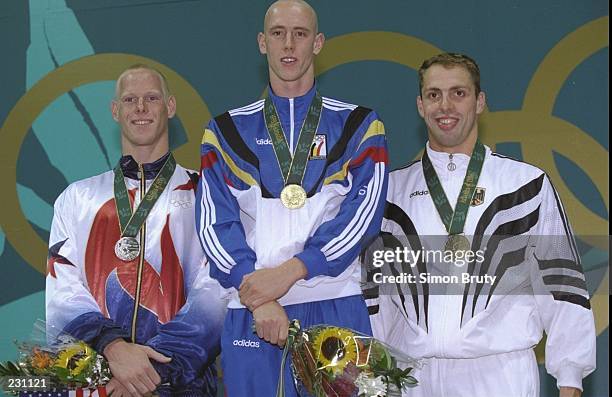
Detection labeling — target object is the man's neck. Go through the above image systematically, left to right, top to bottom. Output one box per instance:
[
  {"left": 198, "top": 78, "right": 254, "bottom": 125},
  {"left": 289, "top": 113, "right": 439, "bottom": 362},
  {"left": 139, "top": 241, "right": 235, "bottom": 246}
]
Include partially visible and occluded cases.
[
  {"left": 269, "top": 75, "right": 314, "bottom": 98},
  {"left": 428, "top": 132, "right": 479, "bottom": 156},
  {"left": 122, "top": 143, "right": 169, "bottom": 165}
]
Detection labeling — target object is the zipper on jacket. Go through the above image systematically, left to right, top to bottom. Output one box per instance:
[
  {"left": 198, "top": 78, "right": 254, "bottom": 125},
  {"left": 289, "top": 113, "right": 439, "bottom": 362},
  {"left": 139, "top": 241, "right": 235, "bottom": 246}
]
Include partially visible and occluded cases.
[
  {"left": 289, "top": 98, "right": 295, "bottom": 154},
  {"left": 130, "top": 164, "right": 147, "bottom": 343}
]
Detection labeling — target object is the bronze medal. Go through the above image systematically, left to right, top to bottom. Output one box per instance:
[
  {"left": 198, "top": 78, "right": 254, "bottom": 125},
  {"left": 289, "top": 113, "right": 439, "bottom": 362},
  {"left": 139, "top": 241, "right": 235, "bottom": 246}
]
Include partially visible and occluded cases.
[
  {"left": 280, "top": 184, "right": 307, "bottom": 209},
  {"left": 444, "top": 234, "right": 471, "bottom": 255}
]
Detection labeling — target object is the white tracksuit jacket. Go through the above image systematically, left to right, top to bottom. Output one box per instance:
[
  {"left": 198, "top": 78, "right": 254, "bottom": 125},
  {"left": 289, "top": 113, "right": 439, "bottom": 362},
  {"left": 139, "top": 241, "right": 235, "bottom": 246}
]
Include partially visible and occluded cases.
[{"left": 366, "top": 143, "right": 596, "bottom": 397}]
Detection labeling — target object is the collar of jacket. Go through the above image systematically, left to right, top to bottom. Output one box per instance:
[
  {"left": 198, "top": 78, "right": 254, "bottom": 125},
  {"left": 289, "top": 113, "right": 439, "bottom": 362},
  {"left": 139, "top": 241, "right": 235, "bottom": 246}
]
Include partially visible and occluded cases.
[
  {"left": 268, "top": 83, "right": 317, "bottom": 114},
  {"left": 119, "top": 152, "right": 171, "bottom": 180}
]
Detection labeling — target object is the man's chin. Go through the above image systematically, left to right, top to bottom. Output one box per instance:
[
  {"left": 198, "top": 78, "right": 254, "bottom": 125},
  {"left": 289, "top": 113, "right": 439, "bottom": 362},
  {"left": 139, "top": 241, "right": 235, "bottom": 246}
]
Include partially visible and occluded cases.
[{"left": 430, "top": 132, "right": 465, "bottom": 148}]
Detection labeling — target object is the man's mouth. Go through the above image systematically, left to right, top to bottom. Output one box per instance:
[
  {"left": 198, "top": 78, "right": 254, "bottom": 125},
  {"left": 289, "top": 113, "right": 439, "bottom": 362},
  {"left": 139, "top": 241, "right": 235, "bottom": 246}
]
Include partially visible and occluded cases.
[
  {"left": 281, "top": 57, "right": 297, "bottom": 65},
  {"left": 435, "top": 117, "right": 459, "bottom": 130},
  {"left": 132, "top": 119, "right": 153, "bottom": 125}
]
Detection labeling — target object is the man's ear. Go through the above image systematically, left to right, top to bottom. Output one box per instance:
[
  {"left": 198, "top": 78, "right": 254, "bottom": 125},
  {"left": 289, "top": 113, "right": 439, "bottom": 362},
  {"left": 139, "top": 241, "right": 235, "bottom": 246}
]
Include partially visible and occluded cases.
[
  {"left": 257, "top": 32, "right": 267, "bottom": 55},
  {"left": 313, "top": 32, "right": 325, "bottom": 55},
  {"left": 476, "top": 91, "right": 486, "bottom": 115},
  {"left": 166, "top": 95, "right": 177, "bottom": 118},
  {"left": 416, "top": 96, "right": 425, "bottom": 118},
  {"left": 111, "top": 100, "right": 119, "bottom": 122}
]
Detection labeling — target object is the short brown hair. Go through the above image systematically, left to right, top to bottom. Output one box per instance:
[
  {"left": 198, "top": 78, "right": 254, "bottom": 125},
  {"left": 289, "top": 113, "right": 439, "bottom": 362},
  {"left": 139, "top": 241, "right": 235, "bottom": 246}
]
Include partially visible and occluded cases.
[{"left": 418, "top": 53, "right": 481, "bottom": 95}]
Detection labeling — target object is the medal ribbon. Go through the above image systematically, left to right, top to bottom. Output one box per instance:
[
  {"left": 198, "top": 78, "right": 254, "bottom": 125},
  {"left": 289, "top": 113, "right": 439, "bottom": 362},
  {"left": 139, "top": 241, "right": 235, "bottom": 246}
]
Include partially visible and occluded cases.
[
  {"left": 263, "top": 90, "right": 322, "bottom": 187},
  {"left": 422, "top": 141, "right": 485, "bottom": 235},
  {"left": 113, "top": 153, "right": 176, "bottom": 237}
]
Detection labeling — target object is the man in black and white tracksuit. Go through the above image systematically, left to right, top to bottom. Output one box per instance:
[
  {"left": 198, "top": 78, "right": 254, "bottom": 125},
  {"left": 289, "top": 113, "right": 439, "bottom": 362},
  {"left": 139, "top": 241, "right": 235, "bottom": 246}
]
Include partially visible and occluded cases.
[{"left": 366, "top": 53, "right": 595, "bottom": 397}]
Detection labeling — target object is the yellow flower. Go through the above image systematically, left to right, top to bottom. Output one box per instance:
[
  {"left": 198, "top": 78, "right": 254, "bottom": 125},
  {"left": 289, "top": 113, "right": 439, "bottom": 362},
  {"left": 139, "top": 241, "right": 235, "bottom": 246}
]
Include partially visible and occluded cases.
[
  {"left": 312, "top": 327, "right": 358, "bottom": 375},
  {"left": 55, "top": 342, "right": 94, "bottom": 376},
  {"left": 31, "top": 348, "right": 53, "bottom": 370}
]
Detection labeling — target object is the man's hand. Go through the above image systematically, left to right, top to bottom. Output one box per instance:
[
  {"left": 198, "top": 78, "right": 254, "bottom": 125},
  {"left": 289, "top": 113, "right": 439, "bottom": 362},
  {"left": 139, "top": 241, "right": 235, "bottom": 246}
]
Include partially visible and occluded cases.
[
  {"left": 239, "top": 257, "right": 307, "bottom": 310},
  {"left": 252, "top": 300, "right": 289, "bottom": 347},
  {"left": 103, "top": 339, "right": 171, "bottom": 396},
  {"left": 105, "top": 378, "right": 131, "bottom": 397},
  {"left": 559, "top": 387, "right": 581, "bottom": 397}
]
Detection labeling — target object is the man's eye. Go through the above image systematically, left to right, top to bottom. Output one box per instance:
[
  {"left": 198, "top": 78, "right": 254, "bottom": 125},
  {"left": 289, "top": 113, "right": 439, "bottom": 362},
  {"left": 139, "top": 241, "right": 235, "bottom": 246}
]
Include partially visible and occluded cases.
[
  {"left": 455, "top": 90, "right": 466, "bottom": 97},
  {"left": 428, "top": 92, "right": 439, "bottom": 100},
  {"left": 147, "top": 96, "right": 161, "bottom": 102},
  {"left": 123, "top": 97, "right": 136, "bottom": 103}
]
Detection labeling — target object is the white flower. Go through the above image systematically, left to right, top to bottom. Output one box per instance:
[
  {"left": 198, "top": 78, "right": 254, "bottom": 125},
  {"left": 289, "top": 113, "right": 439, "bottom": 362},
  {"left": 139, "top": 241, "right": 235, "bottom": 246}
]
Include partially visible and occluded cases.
[{"left": 355, "top": 372, "right": 387, "bottom": 396}]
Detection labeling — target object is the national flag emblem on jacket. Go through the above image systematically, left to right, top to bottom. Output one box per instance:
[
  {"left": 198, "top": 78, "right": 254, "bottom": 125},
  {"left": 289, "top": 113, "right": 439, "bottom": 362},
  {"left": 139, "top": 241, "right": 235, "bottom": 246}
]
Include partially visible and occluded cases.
[
  {"left": 310, "top": 134, "right": 327, "bottom": 159},
  {"left": 471, "top": 186, "right": 486, "bottom": 206}
]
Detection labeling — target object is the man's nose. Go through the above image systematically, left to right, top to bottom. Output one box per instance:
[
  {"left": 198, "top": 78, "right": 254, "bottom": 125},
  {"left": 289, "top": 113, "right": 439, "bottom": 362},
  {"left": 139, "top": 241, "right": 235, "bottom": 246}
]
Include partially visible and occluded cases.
[
  {"left": 284, "top": 33, "right": 294, "bottom": 50},
  {"left": 440, "top": 93, "right": 453, "bottom": 111},
  {"left": 136, "top": 97, "right": 146, "bottom": 112}
]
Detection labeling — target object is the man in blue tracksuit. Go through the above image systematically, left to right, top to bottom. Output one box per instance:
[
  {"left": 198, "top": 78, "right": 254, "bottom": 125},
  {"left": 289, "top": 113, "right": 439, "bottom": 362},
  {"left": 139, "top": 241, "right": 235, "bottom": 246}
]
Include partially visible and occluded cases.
[{"left": 196, "top": 1, "right": 388, "bottom": 395}]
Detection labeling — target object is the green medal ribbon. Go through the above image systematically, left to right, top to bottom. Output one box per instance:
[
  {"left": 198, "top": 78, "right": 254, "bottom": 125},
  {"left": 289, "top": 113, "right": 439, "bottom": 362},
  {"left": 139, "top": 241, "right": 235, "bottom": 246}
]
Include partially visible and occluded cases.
[
  {"left": 263, "top": 90, "right": 323, "bottom": 187},
  {"left": 422, "top": 141, "right": 485, "bottom": 235},
  {"left": 113, "top": 153, "right": 176, "bottom": 237},
  {"left": 275, "top": 320, "right": 301, "bottom": 397}
]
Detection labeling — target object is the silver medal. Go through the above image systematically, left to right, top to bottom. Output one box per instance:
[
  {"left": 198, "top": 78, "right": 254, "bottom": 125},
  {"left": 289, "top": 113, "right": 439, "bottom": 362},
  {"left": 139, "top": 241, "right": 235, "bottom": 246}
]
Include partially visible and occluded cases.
[{"left": 114, "top": 236, "right": 140, "bottom": 262}]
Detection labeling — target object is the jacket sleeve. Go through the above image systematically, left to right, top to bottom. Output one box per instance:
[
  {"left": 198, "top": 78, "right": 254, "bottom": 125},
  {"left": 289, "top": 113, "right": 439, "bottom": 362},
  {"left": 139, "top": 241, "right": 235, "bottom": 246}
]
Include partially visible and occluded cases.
[
  {"left": 295, "top": 111, "right": 389, "bottom": 279},
  {"left": 196, "top": 119, "right": 258, "bottom": 290},
  {"left": 529, "top": 174, "right": 596, "bottom": 391},
  {"left": 45, "top": 185, "right": 129, "bottom": 352},
  {"left": 147, "top": 261, "right": 227, "bottom": 388}
]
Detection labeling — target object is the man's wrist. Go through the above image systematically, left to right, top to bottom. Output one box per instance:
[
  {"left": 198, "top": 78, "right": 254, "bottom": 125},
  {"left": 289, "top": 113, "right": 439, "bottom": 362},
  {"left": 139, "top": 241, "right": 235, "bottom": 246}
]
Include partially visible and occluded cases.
[
  {"left": 281, "top": 258, "right": 308, "bottom": 284},
  {"left": 103, "top": 338, "right": 128, "bottom": 358},
  {"left": 559, "top": 386, "right": 581, "bottom": 397}
]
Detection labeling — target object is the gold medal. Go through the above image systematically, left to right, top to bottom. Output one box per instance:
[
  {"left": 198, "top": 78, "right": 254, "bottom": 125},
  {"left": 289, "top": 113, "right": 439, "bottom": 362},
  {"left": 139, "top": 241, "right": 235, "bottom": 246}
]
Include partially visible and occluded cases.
[
  {"left": 280, "top": 184, "right": 307, "bottom": 209},
  {"left": 444, "top": 234, "right": 471, "bottom": 255},
  {"left": 114, "top": 236, "right": 140, "bottom": 262}
]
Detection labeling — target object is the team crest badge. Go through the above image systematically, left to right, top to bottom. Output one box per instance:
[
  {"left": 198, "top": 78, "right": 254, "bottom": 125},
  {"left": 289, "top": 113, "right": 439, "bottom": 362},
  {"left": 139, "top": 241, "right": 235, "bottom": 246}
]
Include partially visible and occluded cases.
[
  {"left": 310, "top": 134, "right": 327, "bottom": 159},
  {"left": 471, "top": 187, "right": 486, "bottom": 206}
]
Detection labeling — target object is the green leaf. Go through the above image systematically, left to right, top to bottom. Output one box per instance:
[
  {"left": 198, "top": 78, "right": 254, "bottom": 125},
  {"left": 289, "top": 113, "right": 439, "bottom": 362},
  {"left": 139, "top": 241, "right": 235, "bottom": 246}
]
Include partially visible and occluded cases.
[
  {"left": 0, "top": 362, "right": 11, "bottom": 375},
  {"left": 7, "top": 362, "right": 22, "bottom": 374},
  {"left": 405, "top": 375, "right": 418, "bottom": 385}
]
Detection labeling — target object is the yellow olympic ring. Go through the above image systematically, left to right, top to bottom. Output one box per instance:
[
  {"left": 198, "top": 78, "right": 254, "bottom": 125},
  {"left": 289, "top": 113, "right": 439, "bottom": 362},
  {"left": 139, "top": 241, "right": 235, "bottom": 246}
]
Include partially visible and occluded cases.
[{"left": 0, "top": 53, "right": 211, "bottom": 274}]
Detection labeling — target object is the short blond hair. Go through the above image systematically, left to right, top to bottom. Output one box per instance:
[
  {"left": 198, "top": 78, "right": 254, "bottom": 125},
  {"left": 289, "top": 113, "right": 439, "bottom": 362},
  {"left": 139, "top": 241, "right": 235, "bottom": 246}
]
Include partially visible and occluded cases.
[{"left": 115, "top": 64, "right": 171, "bottom": 100}]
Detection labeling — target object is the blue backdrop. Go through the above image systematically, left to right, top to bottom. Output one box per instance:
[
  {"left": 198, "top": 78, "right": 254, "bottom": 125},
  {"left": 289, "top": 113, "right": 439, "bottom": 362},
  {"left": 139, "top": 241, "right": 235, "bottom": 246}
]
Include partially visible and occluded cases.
[{"left": 0, "top": 1, "right": 608, "bottom": 396}]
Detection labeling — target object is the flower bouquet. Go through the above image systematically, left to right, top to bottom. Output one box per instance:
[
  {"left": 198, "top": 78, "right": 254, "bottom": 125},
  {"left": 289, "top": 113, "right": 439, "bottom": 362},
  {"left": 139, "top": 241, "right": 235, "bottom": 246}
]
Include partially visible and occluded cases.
[
  {"left": 278, "top": 320, "right": 418, "bottom": 397},
  {"left": 0, "top": 321, "right": 111, "bottom": 394}
]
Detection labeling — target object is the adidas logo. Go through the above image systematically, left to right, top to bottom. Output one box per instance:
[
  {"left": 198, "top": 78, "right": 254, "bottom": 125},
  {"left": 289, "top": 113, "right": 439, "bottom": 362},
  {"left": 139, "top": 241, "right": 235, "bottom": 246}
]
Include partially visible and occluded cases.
[
  {"left": 256, "top": 138, "right": 272, "bottom": 145},
  {"left": 409, "top": 190, "right": 429, "bottom": 198},
  {"left": 232, "top": 339, "right": 260, "bottom": 348}
]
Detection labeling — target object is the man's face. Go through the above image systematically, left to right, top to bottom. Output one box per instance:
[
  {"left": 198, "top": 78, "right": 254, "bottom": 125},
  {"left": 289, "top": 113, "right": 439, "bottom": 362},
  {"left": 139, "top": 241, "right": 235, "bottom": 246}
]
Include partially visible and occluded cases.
[
  {"left": 257, "top": 1, "right": 324, "bottom": 88},
  {"left": 417, "top": 64, "right": 485, "bottom": 152},
  {"left": 111, "top": 69, "right": 176, "bottom": 151}
]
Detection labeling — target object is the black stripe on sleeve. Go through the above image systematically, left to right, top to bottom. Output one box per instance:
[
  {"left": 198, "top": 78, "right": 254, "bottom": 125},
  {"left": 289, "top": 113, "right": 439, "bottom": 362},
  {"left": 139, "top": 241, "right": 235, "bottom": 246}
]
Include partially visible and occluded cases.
[
  {"left": 214, "top": 112, "right": 273, "bottom": 197},
  {"left": 536, "top": 258, "right": 584, "bottom": 274},
  {"left": 543, "top": 275, "right": 588, "bottom": 291},
  {"left": 551, "top": 292, "right": 591, "bottom": 310}
]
